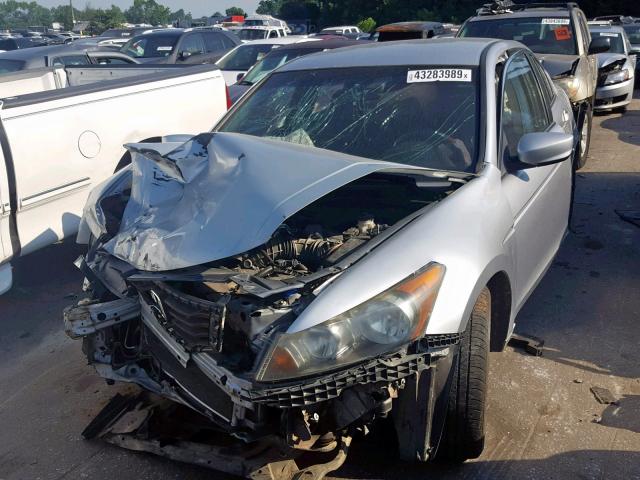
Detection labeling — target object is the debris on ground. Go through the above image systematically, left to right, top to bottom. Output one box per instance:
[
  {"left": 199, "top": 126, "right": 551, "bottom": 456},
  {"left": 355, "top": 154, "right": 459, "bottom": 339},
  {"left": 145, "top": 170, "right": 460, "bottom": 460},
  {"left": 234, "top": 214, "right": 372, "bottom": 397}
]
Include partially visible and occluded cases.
[
  {"left": 615, "top": 210, "right": 640, "bottom": 228},
  {"left": 508, "top": 333, "right": 544, "bottom": 356},
  {"left": 574, "top": 379, "right": 583, "bottom": 384},
  {"left": 590, "top": 386, "right": 618, "bottom": 405},
  {"left": 84, "top": 392, "right": 352, "bottom": 480}
]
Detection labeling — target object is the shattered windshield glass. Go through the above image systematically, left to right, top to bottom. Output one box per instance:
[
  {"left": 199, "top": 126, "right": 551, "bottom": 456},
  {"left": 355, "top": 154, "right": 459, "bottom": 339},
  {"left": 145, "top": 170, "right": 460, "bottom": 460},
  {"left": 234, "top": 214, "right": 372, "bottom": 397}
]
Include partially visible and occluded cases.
[{"left": 220, "top": 66, "right": 479, "bottom": 172}]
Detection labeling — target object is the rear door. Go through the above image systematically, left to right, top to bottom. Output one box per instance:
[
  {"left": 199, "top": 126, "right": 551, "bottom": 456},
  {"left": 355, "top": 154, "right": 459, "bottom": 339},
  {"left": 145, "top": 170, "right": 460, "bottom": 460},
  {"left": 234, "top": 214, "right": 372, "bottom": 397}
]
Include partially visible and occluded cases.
[{"left": 499, "top": 51, "right": 572, "bottom": 308}]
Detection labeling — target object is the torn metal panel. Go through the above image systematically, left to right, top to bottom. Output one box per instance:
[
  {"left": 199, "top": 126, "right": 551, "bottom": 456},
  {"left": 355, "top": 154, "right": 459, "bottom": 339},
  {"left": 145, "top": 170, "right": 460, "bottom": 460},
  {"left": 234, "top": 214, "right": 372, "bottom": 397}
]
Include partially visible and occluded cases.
[
  {"left": 104, "top": 132, "right": 429, "bottom": 272},
  {"left": 63, "top": 297, "right": 140, "bottom": 338},
  {"left": 87, "top": 391, "right": 351, "bottom": 480}
]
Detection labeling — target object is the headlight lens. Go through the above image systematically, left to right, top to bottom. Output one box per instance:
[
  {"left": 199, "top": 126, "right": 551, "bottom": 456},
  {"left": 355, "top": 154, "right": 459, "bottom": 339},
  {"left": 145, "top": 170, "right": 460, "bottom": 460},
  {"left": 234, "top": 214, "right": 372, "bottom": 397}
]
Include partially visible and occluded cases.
[
  {"left": 604, "top": 68, "right": 631, "bottom": 85},
  {"left": 557, "top": 76, "right": 581, "bottom": 98},
  {"left": 77, "top": 167, "right": 132, "bottom": 243},
  {"left": 256, "top": 263, "right": 445, "bottom": 382}
]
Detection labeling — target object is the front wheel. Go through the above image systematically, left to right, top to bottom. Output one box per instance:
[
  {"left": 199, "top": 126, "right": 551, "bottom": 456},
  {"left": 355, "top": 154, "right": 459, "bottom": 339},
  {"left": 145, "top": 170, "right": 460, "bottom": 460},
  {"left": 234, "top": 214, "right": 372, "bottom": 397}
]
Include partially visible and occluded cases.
[
  {"left": 575, "top": 105, "right": 593, "bottom": 170},
  {"left": 436, "top": 287, "right": 491, "bottom": 462}
]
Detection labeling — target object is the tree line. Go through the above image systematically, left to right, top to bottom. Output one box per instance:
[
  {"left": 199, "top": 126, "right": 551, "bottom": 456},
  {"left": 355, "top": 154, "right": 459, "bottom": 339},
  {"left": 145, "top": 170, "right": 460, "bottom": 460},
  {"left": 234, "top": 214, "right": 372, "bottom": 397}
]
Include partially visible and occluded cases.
[
  {"left": 0, "top": 0, "right": 249, "bottom": 33},
  {"left": 1, "top": 0, "right": 638, "bottom": 34},
  {"left": 256, "top": 0, "right": 640, "bottom": 30}
]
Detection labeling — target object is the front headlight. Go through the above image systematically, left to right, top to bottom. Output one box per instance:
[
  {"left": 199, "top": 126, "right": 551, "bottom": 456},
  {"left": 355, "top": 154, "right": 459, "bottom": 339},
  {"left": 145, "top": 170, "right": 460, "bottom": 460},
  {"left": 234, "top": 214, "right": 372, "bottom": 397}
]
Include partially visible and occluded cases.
[
  {"left": 604, "top": 68, "right": 631, "bottom": 85},
  {"left": 557, "top": 76, "right": 581, "bottom": 99},
  {"left": 77, "top": 167, "right": 132, "bottom": 244},
  {"left": 256, "top": 263, "right": 445, "bottom": 382}
]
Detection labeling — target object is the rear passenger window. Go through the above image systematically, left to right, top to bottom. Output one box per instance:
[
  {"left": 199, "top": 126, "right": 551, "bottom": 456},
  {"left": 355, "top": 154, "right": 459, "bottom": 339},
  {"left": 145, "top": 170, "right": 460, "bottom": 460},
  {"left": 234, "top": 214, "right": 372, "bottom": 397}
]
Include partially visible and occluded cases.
[
  {"left": 204, "top": 33, "right": 224, "bottom": 52},
  {"left": 179, "top": 34, "right": 205, "bottom": 56},
  {"left": 220, "top": 35, "right": 236, "bottom": 49},
  {"left": 501, "top": 53, "right": 550, "bottom": 160}
]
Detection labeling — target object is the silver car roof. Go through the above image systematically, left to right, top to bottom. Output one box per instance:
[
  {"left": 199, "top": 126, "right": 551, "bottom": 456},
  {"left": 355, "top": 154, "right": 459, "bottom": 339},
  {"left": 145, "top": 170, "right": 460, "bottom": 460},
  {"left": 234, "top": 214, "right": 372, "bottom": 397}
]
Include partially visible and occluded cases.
[
  {"left": 589, "top": 25, "right": 626, "bottom": 34},
  {"left": 278, "top": 38, "right": 509, "bottom": 71}
]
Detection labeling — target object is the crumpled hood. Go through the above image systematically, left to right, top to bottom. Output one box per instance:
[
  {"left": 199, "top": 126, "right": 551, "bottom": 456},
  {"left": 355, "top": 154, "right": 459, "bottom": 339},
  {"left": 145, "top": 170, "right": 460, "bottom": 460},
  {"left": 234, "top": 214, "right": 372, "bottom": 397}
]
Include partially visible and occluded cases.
[
  {"left": 597, "top": 52, "right": 627, "bottom": 69},
  {"left": 536, "top": 53, "right": 580, "bottom": 78},
  {"left": 104, "top": 132, "right": 426, "bottom": 271}
]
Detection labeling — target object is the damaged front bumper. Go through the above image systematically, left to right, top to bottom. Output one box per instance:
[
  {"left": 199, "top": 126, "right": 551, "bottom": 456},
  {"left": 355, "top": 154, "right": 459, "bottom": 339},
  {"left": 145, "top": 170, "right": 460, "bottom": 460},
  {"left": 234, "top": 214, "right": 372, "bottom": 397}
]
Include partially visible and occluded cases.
[{"left": 65, "top": 292, "right": 460, "bottom": 445}]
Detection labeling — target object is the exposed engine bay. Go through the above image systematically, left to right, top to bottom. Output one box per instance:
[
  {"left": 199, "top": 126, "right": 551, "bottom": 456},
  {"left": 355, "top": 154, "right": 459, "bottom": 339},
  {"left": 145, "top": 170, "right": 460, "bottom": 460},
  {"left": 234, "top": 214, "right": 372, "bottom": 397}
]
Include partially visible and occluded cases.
[{"left": 66, "top": 134, "right": 468, "bottom": 477}]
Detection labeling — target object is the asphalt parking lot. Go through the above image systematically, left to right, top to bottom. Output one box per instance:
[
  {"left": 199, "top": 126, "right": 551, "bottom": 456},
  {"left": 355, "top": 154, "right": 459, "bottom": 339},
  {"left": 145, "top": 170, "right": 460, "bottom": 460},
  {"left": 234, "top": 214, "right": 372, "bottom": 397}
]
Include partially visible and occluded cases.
[{"left": 1, "top": 94, "right": 639, "bottom": 480}]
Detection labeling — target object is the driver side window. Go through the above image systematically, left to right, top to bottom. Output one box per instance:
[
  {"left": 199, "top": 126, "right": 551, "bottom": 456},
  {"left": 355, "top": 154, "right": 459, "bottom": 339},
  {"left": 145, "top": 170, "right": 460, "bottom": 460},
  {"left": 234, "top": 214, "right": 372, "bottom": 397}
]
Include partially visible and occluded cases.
[{"left": 501, "top": 52, "right": 550, "bottom": 162}]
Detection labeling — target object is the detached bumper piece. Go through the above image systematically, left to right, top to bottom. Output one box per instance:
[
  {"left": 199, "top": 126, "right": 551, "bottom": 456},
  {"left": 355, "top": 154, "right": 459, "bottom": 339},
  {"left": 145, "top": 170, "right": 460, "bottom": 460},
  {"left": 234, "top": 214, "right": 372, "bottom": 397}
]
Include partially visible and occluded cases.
[{"left": 84, "top": 391, "right": 352, "bottom": 480}]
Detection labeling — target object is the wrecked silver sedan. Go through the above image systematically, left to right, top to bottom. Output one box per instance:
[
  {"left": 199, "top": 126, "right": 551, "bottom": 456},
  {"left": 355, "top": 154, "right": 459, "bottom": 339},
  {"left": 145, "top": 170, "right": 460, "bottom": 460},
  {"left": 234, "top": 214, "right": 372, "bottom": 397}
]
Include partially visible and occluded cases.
[{"left": 65, "top": 39, "right": 577, "bottom": 476}]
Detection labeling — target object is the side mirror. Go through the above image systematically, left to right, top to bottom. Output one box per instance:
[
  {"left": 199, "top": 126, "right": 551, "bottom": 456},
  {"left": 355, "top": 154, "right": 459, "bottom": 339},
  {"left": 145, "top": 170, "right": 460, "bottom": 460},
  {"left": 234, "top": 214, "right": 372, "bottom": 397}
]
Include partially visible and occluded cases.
[
  {"left": 589, "top": 36, "right": 611, "bottom": 55},
  {"left": 179, "top": 50, "right": 192, "bottom": 60},
  {"left": 236, "top": 72, "right": 244, "bottom": 82},
  {"left": 516, "top": 131, "right": 574, "bottom": 168}
]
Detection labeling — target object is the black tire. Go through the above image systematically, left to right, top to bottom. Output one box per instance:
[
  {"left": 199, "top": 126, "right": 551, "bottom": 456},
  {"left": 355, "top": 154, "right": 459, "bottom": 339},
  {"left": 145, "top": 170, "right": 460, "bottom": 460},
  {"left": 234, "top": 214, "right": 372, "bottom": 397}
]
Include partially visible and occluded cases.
[
  {"left": 575, "top": 105, "right": 593, "bottom": 170},
  {"left": 437, "top": 287, "right": 490, "bottom": 462}
]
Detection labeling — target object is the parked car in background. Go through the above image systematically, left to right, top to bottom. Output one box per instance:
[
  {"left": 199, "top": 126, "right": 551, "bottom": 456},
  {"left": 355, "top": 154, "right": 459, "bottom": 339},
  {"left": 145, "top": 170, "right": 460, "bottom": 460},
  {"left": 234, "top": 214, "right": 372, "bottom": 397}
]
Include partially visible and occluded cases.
[
  {"left": 458, "top": 1, "right": 610, "bottom": 169},
  {"left": 244, "top": 14, "right": 290, "bottom": 33},
  {"left": 592, "top": 15, "right": 637, "bottom": 25},
  {"left": 375, "top": 21, "right": 447, "bottom": 41},
  {"left": 622, "top": 23, "right": 640, "bottom": 72},
  {"left": 589, "top": 24, "right": 636, "bottom": 112},
  {"left": 237, "top": 26, "right": 288, "bottom": 41},
  {"left": 317, "top": 26, "right": 362, "bottom": 38},
  {"left": 119, "top": 28, "right": 240, "bottom": 64},
  {"left": 41, "top": 32, "right": 71, "bottom": 45},
  {"left": 0, "top": 37, "right": 47, "bottom": 52},
  {"left": 215, "top": 37, "right": 315, "bottom": 85},
  {"left": 66, "top": 38, "right": 577, "bottom": 474},
  {"left": 228, "top": 38, "right": 359, "bottom": 102},
  {"left": 0, "top": 45, "right": 139, "bottom": 74},
  {"left": 0, "top": 63, "right": 230, "bottom": 294}
]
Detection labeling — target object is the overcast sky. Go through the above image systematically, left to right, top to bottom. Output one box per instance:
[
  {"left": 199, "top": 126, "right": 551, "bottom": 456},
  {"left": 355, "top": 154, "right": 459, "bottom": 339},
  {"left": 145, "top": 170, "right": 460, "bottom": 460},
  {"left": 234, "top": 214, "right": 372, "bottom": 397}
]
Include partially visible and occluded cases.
[{"left": 36, "top": 1, "right": 261, "bottom": 17}]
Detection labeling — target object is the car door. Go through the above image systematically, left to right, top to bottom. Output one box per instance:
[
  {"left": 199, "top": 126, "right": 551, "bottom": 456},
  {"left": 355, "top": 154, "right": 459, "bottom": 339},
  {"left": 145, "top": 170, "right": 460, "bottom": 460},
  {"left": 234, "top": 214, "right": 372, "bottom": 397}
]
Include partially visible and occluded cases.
[
  {"left": 176, "top": 33, "right": 206, "bottom": 64},
  {"left": 499, "top": 51, "right": 572, "bottom": 309}
]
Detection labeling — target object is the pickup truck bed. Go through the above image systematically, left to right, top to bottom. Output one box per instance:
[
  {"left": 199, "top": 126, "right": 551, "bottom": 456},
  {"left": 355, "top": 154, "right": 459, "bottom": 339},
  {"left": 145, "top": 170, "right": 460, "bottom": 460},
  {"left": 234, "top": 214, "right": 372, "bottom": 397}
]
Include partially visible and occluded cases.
[{"left": 0, "top": 64, "right": 228, "bottom": 293}]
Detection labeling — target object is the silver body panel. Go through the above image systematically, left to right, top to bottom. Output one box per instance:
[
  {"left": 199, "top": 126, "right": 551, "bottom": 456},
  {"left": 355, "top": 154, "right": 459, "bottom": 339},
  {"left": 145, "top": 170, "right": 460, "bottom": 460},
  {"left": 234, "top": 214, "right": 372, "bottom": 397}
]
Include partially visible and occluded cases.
[{"left": 86, "top": 39, "right": 576, "bottom": 345}]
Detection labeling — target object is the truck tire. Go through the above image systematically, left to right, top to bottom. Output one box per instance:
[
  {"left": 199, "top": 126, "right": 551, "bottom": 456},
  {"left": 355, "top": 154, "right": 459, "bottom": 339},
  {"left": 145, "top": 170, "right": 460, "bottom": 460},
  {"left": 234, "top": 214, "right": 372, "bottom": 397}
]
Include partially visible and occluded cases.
[
  {"left": 575, "top": 105, "right": 592, "bottom": 170},
  {"left": 436, "top": 287, "right": 490, "bottom": 462}
]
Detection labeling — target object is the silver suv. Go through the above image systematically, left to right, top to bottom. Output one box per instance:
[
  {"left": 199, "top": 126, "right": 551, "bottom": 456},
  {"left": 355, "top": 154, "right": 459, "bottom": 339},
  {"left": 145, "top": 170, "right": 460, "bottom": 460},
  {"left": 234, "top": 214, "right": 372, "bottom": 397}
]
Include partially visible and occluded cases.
[{"left": 458, "top": 1, "right": 610, "bottom": 169}]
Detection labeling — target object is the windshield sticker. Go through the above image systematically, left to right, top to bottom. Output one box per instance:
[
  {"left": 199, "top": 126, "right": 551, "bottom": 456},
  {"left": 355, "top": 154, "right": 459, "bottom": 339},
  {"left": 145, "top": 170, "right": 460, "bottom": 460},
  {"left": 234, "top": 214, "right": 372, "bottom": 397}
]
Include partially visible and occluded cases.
[
  {"left": 542, "top": 18, "right": 571, "bottom": 25},
  {"left": 554, "top": 26, "right": 572, "bottom": 41},
  {"left": 599, "top": 32, "right": 619, "bottom": 37},
  {"left": 157, "top": 46, "right": 173, "bottom": 51},
  {"left": 407, "top": 69, "right": 472, "bottom": 83}
]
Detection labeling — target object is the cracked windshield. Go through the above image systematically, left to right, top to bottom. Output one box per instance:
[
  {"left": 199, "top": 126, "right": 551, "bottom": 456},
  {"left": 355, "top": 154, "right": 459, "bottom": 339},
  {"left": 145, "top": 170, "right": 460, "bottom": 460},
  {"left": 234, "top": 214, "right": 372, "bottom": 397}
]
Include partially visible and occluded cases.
[{"left": 221, "top": 66, "right": 479, "bottom": 172}]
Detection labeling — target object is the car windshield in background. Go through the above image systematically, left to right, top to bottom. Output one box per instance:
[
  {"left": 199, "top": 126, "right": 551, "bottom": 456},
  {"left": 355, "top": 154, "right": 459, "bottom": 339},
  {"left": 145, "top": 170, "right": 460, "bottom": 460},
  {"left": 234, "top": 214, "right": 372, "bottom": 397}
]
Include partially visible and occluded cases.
[
  {"left": 460, "top": 17, "right": 577, "bottom": 55},
  {"left": 622, "top": 25, "right": 640, "bottom": 44},
  {"left": 100, "top": 29, "right": 135, "bottom": 38},
  {"left": 238, "top": 29, "right": 268, "bottom": 41},
  {"left": 591, "top": 31, "right": 625, "bottom": 54},
  {"left": 120, "top": 35, "right": 178, "bottom": 58},
  {"left": 217, "top": 44, "right": 276, "bottom": 70},
  {"left": 241, "top": 47, "right": 323, "bottom": 85},
  {"left": 0, "top": 59, "right": 25, "bottom": 73},
  {"left": 221, "top": 66, "right": 479, "bottom": 172}
]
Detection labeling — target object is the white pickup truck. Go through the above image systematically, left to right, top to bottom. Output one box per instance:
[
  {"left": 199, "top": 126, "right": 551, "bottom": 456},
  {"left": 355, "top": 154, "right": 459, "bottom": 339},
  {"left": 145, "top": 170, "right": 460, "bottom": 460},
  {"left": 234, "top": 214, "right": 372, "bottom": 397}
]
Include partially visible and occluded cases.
[{"left": 0, "top": 64, "right": 228, "bottom": 293}]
